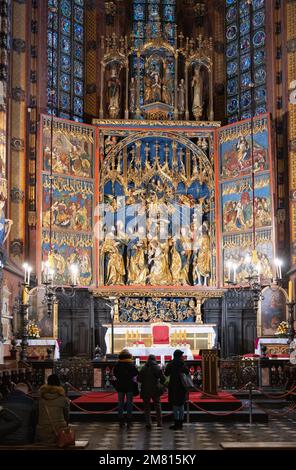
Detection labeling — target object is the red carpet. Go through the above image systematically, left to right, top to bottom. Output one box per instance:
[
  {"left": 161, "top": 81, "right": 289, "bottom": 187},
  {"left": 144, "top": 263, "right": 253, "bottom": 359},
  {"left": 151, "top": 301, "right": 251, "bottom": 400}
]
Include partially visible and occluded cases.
[{"left": 73, "top": 391, "right": 240, "bottom": 404}]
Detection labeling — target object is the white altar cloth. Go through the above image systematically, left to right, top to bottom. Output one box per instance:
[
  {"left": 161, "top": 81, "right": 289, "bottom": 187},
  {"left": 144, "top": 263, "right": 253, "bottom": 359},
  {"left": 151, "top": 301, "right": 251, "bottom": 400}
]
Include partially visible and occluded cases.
[
  {"left": 17, "top": 339, "right": 60, "bottom": 359},
  {"left": 128, "top": 344, "right": 193, "bottom": 360}
]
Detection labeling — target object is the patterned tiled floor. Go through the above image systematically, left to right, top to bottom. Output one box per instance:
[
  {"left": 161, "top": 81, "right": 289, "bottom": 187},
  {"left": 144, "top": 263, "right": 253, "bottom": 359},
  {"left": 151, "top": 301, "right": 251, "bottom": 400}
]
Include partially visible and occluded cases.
[{"left": 71, "top": 413, "right": 296, "bottom": 450}]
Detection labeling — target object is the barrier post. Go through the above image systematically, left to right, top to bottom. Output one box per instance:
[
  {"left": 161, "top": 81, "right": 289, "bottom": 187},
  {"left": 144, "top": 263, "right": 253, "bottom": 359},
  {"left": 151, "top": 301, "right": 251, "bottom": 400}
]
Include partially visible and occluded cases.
[
  {"left": 248, "top": 382, "right": 253, "bottom": 425},
  {"left": 186, "top": 400, "right": 190, "bottom": 423}
]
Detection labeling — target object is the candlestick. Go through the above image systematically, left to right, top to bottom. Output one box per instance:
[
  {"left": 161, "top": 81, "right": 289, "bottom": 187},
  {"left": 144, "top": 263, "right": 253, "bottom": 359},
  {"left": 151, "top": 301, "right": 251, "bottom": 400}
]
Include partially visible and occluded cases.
[
  {"left": 288, "top": 280, "right": 293, "bottom": 303},
  {"left": 22, "top": 286, "right": 28, "bottom": 304}
]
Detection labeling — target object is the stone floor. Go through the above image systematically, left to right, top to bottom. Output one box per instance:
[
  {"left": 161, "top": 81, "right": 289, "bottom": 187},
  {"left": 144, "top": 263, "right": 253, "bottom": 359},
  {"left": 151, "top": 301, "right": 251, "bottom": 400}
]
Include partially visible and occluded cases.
[{"left": 71, "top": 412, "right": 296, "bottom": 450}]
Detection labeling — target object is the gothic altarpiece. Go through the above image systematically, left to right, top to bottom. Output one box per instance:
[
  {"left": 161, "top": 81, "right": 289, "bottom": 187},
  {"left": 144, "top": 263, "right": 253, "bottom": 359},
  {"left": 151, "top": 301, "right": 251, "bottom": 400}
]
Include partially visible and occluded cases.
[{"left": 38, "top": 27, "right": 275, "bottom": 354}]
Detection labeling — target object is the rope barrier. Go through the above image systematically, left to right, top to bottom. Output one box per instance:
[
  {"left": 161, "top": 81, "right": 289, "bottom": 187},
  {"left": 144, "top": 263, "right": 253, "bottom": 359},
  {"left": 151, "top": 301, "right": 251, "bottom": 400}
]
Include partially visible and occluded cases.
[
  {"left": 66, "top": 382, "right": 116, "bottom": 399},
  {"left": 188, "top": 399, "right": 247, "bottom": 416},
  {"left": 70, "top": 400, "right": 118, "bottom": 414},
  {"left": 255, "top": 401, "right": 296, "bottom": 417}
]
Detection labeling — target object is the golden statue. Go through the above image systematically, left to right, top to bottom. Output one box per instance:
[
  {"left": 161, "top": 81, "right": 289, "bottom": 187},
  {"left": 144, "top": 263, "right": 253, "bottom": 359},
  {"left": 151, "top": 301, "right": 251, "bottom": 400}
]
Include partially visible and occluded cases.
[
  {"left": 193, "top": 222, "right": 211, "bottom": 286},
  {"left": 101, "top": 236, "right": 125, "bottom": 285},
  {"left": 127, "top": 238, "right": 148, "bottom": 285},
  {"left": 149, "top": 239, "right": 172, "bottom": 285}
]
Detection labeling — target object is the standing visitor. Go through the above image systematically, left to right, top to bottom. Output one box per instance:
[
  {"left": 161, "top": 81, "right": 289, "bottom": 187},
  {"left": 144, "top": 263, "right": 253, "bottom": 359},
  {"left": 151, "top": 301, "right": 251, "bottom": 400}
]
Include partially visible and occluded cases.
[
  {"left": 113, "top": 349, "right": 138, "bottom": 427},
  {"left": 165, "top": 349, "right": 189, "bottom": 430},
  {"left": 138, "top": 354, "right": 166, "bottom": 429}
]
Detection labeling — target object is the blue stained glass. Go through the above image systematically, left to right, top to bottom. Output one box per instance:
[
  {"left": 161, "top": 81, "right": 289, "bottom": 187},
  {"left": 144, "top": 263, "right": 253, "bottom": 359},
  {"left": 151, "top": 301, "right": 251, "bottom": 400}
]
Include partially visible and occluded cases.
[
  {"left": 48, "top": 0, "right": 58, "bottom": 7},
  {"left": 61, "top": 0, "right": 71, "bottom": 18},
  {"left": 74, "top": 0, "right": 84, "bottom": 5},
  {"left": 226, "top": 0, "right": 236, "bottom": 4},
  {"left": 253, "top": 0, "right": 265, "bottom": 10},
  {"left": 239, "top": 1, "right": 249, "bottom": 17},
  {"left": 134, "top": 3, "right": 145, "bottom": 20},
  {"left": 148, "top": 3, "right": 160, "bottom": 19},
  {"left": 163, "top": 4, "right": 174, "bottom": 21},
  {"left": 74, "top": 6, "right": 84, "bottom": 23},
  {"left": 226, "top": 6, "right": 237, "bottom": 23},
  {"left": 48, "top": 11, "right": 58, "bottom": 30},
  {"left": 253, "top": 11, "right": 265, "bottom": 28},
  {"left": 61, "top": 18, "right": 71, "bottom": 35},
  {"left": 240, "top": 19, "right": 250, "bottom": 36},
  {"left": 134, "top": 21, "right": 145, "bottom": 36},
  {"left": 151, "top": 21, "right": 160, "bottom": 37},
  {"left": 164, "top": 22, "right": 174, "bottom": 40},
  {"left": 74, "top": 23, "right": 84, "bottom": 42},
  {"left": 226, "top": 24, "right": 238, "bottom": 41},
  {"left": 253, "top": 30, "right": 265, "bottom": 47},
  {"left": 47, "top": 31, "right": 58, "bottom": 48},
  {"left": 240, "top": 35, "right": 250, "bottom": 52},
  {"left": 61, "top": 36, "right": 71, "bottom": 53},
  {"left": 226, "top": 42, "right": 238, "bottom": 59},
  {"left": 74, "top": 43, "right": 83, "bottom": 60},
  {"left": 254, "top": 48, "right": 265, "bottom": 65},
  {"left": 47, "top": 49, "right": 57, "bottom": 67},
  {"left": 61, "top": 54, "right": 71, "bottom": 72},
  {"left": 240, "top": 54, "right": 251, "bottom": 72},
  {"left": 74, "top": 60, "right": 83, "bottom": 78},
  {"left": 227, "top": 60, "right": 238, "bottom": 76},
  {"left": 254, "top": 66, "right": 266, "bottom": 84},
  {"left": 48, "top": 69, "right": 57, "bottom": 87},
  {"left": 241, "top": 72, "right": 251, "bottom": 87},
  {"left": 61, "top": 73, "right": 71, "bottom": 92},
  {"left": 227, "top": 78, "right": 238, "bottom": 95},
  {"left": 74, "top": 80, "right": 83, "bottom": 96},
  {"left": 254, "top": 86, "right": 266, "bottom": 102},
  {"left": 47, "top": 88, "right": 57, "bottom": 106},
  {"left": 240, "top": 91, "right": 251, "bottom": 108},
  {"left": 60, "top": 92, "right": 70, "bottom": 110},
  {"left": 74, "top": 97, "right": 83, "bottom": 116},
  {"left": 227, "top": 97, "right": 239, "bottom": 114},
  {"left": 255, "top": 105, "right": 266, "bottom": 115},
  {"left": 241, "top": 111, "right": 252, "bottom": 119},
  {"left": 59, "top": 112, "right": 70, "bottom": 119},
  {"left": 229, "top": 115, "right": 239, "bottom": 123}
]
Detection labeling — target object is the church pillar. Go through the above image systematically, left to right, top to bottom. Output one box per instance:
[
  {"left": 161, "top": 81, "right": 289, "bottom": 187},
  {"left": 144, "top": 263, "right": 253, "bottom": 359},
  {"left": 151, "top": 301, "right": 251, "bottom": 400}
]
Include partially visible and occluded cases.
[
  {"left": 8, "top": 0, "right": 29, "bottom": 266},
  {"left": 287, "top": 0, "right": 296, "bottom": 267}
]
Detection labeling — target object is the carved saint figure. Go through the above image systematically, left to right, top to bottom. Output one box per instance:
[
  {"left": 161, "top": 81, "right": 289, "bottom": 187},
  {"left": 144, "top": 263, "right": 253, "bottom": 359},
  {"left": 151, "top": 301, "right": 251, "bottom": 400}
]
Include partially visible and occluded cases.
[
  {"left": 192, "top": 65, "right": 203, "bottom": 120},
  {"left": 107, "top": 66, "right": 121, "bottom": 118},
  {"left": 151, "top": 72, "right": 162, "bottom": 102},
  {"left": 129, "top": 77, "right": 137, "bottom": 114},
  {"left": 178, "top": 78, "right": 185, "bottom": 116},
  {"left": 0, "top": 198, "right": 12, "bottom": 246},
  {"left": 193, "top": 222, "right": 211, "bottom": 286},
  {"left": 101, "top": 233, "right": 125, "bottom": 285},
  {"left": 127, "top": 236, "right": 148, "bottom": 285},
  {"left": 170, "top": 236, "right": 190, "bottom": 285},
  {"left": 148, "top": 239, "right": 172, "bottom": 285}
]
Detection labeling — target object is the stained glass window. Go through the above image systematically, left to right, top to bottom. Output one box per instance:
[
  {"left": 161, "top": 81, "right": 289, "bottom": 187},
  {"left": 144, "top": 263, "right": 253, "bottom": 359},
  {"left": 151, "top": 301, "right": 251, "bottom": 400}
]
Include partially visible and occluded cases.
[
  {"left": 47, "top": 0, "right": 84, "bottom": 121},
  {"left": 132, "top": 0, "right": 176, "bottom": 46},
  {"left": 225, "top": 0, "right": 266, "bottom": 123}
]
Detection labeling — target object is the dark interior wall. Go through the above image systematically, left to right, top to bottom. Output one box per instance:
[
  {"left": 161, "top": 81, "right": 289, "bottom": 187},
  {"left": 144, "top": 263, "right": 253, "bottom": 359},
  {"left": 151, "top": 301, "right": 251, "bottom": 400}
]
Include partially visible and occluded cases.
[{"left": 57, "top": 289, "right": 257, "bottom": 359}]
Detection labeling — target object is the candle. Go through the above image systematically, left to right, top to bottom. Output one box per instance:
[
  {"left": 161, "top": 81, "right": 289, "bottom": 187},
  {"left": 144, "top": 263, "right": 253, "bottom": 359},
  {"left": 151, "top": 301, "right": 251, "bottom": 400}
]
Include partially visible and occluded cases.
[
  {"left": 227, "top": 261, "right": 232, "bottom": 281},
  {"left": 23, "top": 262, "right": 28, "bottom": 283},
  {"left": 233, "top": 263, "right": 237, "bottom": 283},
  {"left": 288, "top": 280, "right": 293, "bottom": 302},
  {"left": 22, "top": 286, "right": 28, "bottom": 304}
]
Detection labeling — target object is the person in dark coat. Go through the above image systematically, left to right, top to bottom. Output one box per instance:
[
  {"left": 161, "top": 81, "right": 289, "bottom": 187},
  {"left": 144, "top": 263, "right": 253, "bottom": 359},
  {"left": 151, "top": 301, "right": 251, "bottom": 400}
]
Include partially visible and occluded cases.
[
  {"left": 113, "top": 349, "right": 138, "bottom": 427},
  {"left": 165, "top": 349, "right": 189, "bottom": 430},
  {"left": 138, "top": 354, "right": 166, "bottom": 429},
  {"left": 36, "top": 374, "right": 69, "bottom": 444},
  {"left": 0, "top": 383, "right": 37, "bottom": 444},
  {"left": 0, "top": 405, "right": 22, "bottom": 441}
]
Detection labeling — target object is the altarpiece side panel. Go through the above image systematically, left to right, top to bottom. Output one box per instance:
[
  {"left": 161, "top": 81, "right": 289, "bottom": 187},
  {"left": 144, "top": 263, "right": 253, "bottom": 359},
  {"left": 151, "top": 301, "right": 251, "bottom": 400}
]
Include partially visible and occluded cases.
[
  {"left": 218, "top": 114, "right": 275, "bottom": 286},
  {"left": 39, "top": 115, "right": 96, "bottom": 286}
]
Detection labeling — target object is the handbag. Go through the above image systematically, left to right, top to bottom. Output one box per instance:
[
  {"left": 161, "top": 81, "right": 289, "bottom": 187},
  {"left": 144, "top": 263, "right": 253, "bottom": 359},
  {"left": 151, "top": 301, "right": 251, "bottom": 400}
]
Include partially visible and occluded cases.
[
  {"left": 180, "top": 372, "right": 194, "bottom": 391},
  {"left": 45, "top": 405, "right": 75, "bottom": 448},
  {"left": 56, "top": 426, "right": 76, "bottom": 448}
]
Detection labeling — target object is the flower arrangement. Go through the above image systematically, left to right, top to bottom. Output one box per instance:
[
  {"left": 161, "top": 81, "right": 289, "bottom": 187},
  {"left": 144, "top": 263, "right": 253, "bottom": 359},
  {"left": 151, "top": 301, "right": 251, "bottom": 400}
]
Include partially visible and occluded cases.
[
  {"left": 28, "top": 320, "right": 40, "bottom": 339},
  {"left": 274, "top": 321, "right": 288, "bottom": 337}
]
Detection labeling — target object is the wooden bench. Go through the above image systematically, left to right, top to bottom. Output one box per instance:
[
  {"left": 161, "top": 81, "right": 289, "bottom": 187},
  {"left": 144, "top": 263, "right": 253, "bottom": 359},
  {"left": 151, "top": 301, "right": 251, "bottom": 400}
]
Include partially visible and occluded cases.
[
  {"left": 0, "top": 440, "right": 89, "bottom": 450},
  {"left": 220, "top": 442, "right": 296, "bottom": 450}
]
